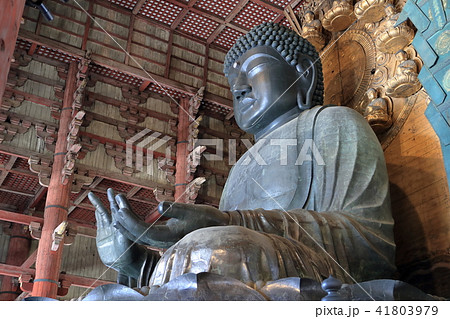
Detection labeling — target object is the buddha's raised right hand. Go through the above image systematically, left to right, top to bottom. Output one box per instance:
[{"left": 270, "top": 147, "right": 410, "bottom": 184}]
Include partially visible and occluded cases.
[
  {"left": 88, "top": 189, "right": 147, "bottom": 279},
  {"left": 110, "top": 194, "right": 229, "bottom": 249}
]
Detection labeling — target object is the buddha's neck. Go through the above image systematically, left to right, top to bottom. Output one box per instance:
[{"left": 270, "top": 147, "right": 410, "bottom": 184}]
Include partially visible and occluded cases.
[{"left": 254, "top": 108, "right": 301, "bottom": 141}]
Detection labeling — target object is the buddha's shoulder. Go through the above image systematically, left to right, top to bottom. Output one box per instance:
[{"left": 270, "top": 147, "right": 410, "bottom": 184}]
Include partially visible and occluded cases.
[{"left": 306, "top": 105, "right": 367, "bottom": 124}]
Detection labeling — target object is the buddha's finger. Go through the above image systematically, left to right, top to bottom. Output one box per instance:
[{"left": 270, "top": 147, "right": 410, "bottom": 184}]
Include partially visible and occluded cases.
[
  {"left": 107, "top": 188, "right": 119, "bottom": 215},
  {"left": 88, "top": 192, "right": 112, "bottom": 227},
  {"left": 115, "top": 193, "right": 135, "bottom": 214},
  {"left": 157, "top": 201, "right": 214, "bottom": 220},
  {"left": 157, "top": 201, "right": 187, "bottom": 219},
  {"left": 116, "top": 208, "right": 175, "bottom": 248},
  {"left": 113, "top": 220, "right": 146, "bottom": 246}
]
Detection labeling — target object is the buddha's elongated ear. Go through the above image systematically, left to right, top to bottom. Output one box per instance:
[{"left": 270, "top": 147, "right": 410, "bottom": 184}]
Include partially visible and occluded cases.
[{"left": 295, "top": 54, "right": 318, "bottom": 110}]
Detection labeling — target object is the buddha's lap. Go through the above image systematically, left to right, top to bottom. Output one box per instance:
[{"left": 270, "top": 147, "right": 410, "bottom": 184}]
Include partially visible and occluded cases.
[{"left": 148, "top": 226, "right": 331, "bottom": 287}]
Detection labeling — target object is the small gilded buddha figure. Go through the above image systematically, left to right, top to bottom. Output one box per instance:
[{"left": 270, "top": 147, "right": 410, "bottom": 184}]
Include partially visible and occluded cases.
[
  {"left": 322, "top": 0, "right": 356, "bottom": 32},
  {"left": 354, "top": 0, "right": 393, "bottom": 23},
  {"left": 375, "top": 4, "right": 415, "bottom": 53},
  {"left": 301, "top": 11, "right": 325, "bottom": 51},
  {"left": 386, "top": 50, "right": 422, "bottom": 97},
  {"left": 364, "top": 88, "right": 393, "bottom": 134}
]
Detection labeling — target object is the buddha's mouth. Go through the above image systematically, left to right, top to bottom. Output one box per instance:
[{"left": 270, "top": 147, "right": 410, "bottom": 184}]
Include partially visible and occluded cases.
[{"left": 238, "top": 97, "right": 257, "bottom": 110}]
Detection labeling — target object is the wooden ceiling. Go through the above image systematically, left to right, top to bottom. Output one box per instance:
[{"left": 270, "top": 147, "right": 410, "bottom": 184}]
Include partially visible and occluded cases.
[
  {"left": 1, "top": 0, "right": 308, "bottom": 227},
  {"left": 108, "top": 0, "right": 303, "bottom": 48}
]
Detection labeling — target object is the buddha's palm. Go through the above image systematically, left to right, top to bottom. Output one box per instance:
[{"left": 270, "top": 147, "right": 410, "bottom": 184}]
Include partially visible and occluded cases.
[
  {"left": 88, "top": 190, "right": 145, "bottom": 279},
  {"left": 97, "top": 190, "right": 229, "bottom": 249}
]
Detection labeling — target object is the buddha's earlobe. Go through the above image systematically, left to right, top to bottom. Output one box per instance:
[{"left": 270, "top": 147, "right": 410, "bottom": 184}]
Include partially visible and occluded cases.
[{"left": 296, "top": 57, "right": 317, "bottom": 110}]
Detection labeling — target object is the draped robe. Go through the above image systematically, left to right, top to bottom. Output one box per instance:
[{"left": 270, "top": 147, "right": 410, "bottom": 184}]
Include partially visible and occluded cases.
[{"left": 139, "top": 106, "right": 396, "bottom": 287}]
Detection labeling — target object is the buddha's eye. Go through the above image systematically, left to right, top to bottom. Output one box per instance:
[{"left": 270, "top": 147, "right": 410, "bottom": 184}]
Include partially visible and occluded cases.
[{"left": 248, "top": 63, "right": 270, "bottom": 76}]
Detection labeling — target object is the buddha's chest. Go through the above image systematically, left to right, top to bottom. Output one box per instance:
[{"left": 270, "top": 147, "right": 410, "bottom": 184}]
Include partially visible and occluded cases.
[{"left": 220, "top": 120, "right": 299, "bottom": 211}]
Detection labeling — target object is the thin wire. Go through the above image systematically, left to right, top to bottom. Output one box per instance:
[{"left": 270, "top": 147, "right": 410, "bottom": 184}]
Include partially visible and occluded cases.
[{"left": 251, "top": 179, "right": 376, "bottom": 301}]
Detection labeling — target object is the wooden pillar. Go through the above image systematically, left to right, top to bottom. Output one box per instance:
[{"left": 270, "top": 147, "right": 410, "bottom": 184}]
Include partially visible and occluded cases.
[
  {"left": 0, "top": 0, "right": 26, "bottom": 101},
  {"left": 31, "top": 63, "right": 77, "bottom": 298},
  {"left": 174, "top": 98, "right": 190, "bottom": 203},
  {"left": 0, "top": 224, "right": 31, "bottom": 301}
]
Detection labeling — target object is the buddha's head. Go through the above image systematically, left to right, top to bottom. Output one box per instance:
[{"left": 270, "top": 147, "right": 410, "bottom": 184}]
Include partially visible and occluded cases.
[
  {"left": 385, "top": 4, "right": 396, "bottom": 16},
  {"left": 304, "top": 11, "right": 315, "bottom": 22},
  {"left": 224, "top": 22, "right": 323, "bottom": 139},
  {"left": 395, "top": 49, "right": 408, "bottom": 62},
  {"left": 366, "top": 88, "right": 377, "bottom": 101}
]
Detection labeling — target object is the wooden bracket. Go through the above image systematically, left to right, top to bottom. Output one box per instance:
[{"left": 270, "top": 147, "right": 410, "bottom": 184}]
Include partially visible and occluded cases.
[
  {"left": 186, "top": 177, "right": 206, "bottom": 204},
  {"left": 28, "top": 221, "right": 42, "bottom": 240}
]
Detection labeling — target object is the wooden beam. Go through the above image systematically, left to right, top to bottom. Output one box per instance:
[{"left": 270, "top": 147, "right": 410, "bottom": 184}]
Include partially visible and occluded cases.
[
  {"left": 0, "top": 0, "right": 26, "bottom": 102},
  {"left": 132, "top": 0, "right": 147, "bottom": 15},
  {"left": 161, "top": 0, "right": 247, "bottom": 34},
  {"left": 170, "top": 0, "right": 200, "bottom": 30},
  {"left": 207, "top": 0, "right": 249, "bottom": 44},
  {"left": 252, "top": 0, "right": 284, "bottom": 14},
  {"left": 274, "top": 0, "right": 306, "bottom": 23},
  {"left": 81, "top": 1, "right": 94, "bottom": 51},
  {"left": 124, "top": 15, "right": 135, "bottom": 65},
  {"left": 18, "top": 29, "right": 233, "bottom": 110},
  {"left": 164, "top": 31, "right": 174, "bottom": 78},
  {"left": 27, "top": 43, "right": 38, "bottom": 56},
  {"left": 203, "top": 44, "right": 209, "bottom": 87},
  {"left": 8, "top": 67, "right": 64, "bottom": 88},
  {"left": 5, "top": 87, "right": 61, "bottom": 108},
  {"left": 0, "top": 143, "right": 175, "bottom": 193},
  {"left": 0, "top": 156, "right": 17, "bottom": 186},
  {"left": 68, "top": 177, "right": 104, "bottom": 214},
  {"left": 0, "top": 185, "right": 35, "bottom": 197},
  {"left": 26, "top": 186, "right": 47, "bottom": 210},
  {"left": 126, "top": 186, "right": 141, "bottom": 199},
  {"left": 0, "top": 211, "right": 97, "bottom": 240},
  {"left": 21, "top": 249, "right": 37, "bottom": 269},
  {"left": 0, "top": 263, "right": 115, "bottom": 289}
]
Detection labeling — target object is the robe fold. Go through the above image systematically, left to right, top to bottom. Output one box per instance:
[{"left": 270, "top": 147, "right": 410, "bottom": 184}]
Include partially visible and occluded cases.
[{"left": 141, "top": 106, "right": 396, "bottom": 287}]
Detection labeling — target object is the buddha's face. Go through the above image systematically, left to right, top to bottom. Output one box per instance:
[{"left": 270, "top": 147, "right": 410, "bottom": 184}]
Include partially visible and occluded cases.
[
  {"left": 305, "top": 12, "right": 314, "bottom": 22},
  {"left": 227, "top": 46, "right": 305, "bottom": 135},
  {"left": 395, "top": 51, "right": 407, "bottom": 62},
  {"left": 367, "top": 89, "right": 377, "bottom": 100}
]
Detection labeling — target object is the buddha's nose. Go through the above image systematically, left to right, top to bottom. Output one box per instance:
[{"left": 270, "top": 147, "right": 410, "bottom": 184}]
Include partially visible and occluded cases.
[{"left": 233, "top": 85, "right": 251, "bottom": 101}]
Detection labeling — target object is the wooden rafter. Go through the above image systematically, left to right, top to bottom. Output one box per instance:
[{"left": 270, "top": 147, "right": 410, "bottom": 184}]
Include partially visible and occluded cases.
[
  {"left": 132, "top": 0, "right": 148, "bottom": 15},
  {"left": 160, "top": 0, "right": 247, "bottom": 34},
  {"left": 207, "top": 0, "right": 249, "bottom": 44},
  {"left": 17, "top": 29, "right": 233, "bottom": 110},
  {"left": 0, "top": 156, "right": 17, "bottom": 186},
  {"left": 68, "top": 177, "right": 104, "bottom": 214},
  {"left": 0, "top": 186, "right": 35, "bottom": 197},
  {"left": 26, "top": 186, "right": 47, "bottom": 210},
  {"left": 126, "top": 186, "right": 141, "bottom": 199},
  {"left": 0, "top": 210, "right": 96, "bottom": 238},
  {"left": 21, "top": 249, "right": 37, "bottom": 269},
  {"left": 0, "top": 263, "right": 115, "bottom": 290}
]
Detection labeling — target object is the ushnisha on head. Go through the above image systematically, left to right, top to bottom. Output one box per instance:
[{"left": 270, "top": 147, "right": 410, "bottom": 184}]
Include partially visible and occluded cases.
[{"left": 224, "top": 22, "right": 324, "bottom": 139}]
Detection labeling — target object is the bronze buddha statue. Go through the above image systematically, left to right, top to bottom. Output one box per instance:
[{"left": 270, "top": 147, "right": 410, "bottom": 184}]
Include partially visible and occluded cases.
[{"left": 88, "top": 22, "right": 398, "bottom": 300}]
